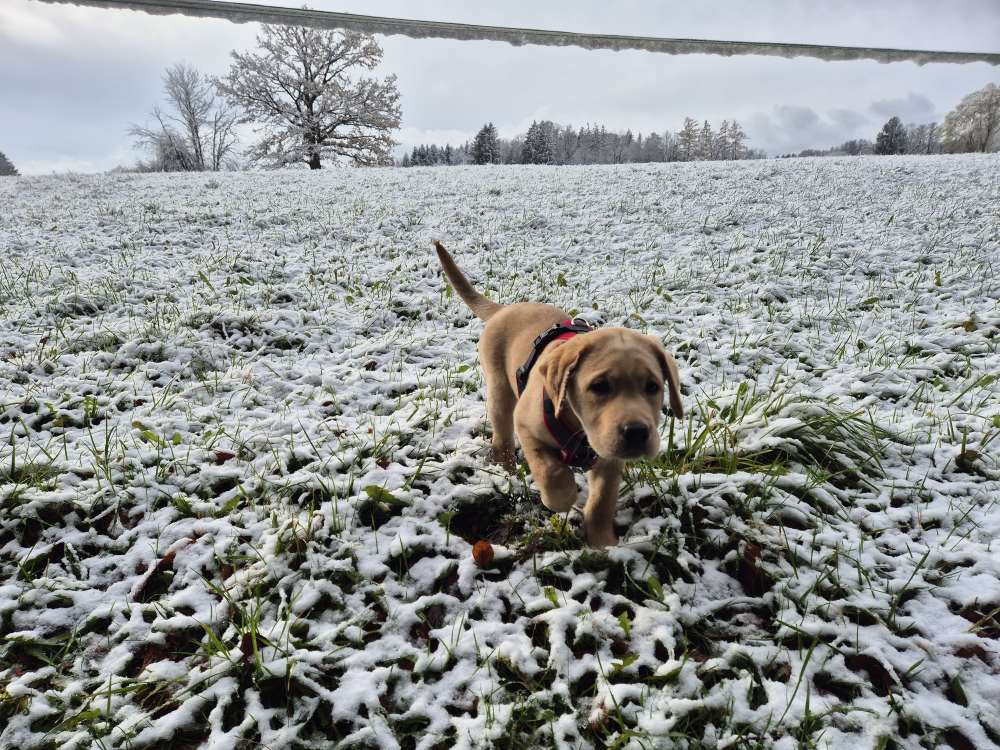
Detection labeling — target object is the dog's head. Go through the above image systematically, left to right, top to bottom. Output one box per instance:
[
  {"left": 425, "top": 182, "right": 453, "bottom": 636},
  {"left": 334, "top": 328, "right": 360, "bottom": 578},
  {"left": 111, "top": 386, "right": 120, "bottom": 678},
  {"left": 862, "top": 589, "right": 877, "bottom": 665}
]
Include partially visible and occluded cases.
[{"left": 535, "top": 328, "right": 683, "bottom": 461}]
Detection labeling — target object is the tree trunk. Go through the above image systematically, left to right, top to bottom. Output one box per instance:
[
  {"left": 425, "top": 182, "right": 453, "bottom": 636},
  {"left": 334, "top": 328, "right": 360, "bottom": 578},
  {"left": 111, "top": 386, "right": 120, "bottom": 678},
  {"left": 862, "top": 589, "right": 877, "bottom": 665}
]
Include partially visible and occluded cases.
[{"left": 308, "top": 152, "right": 322, "bottom": 170}]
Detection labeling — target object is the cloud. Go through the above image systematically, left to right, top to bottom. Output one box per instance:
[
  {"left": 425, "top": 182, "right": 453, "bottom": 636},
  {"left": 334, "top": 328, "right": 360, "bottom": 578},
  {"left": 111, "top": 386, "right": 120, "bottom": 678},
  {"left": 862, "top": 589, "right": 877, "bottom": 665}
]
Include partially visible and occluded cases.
[
  {"left": 1, "top": 1, "right": 994, "bottom": 172},
  {"left": 0, "top": 4, "right": 66, "bottom": 46},
  {"left": 748, "top": 90, "right": 951, "bottom": 155},
  {"left": 869, "top": 92, "right": 937, "bottom": 122},
  {"left": 748, "top": 106, "right": 856, "bottom": 155},
  {"left": 829, "top": 108, "right": 870, "bottom": 130}
]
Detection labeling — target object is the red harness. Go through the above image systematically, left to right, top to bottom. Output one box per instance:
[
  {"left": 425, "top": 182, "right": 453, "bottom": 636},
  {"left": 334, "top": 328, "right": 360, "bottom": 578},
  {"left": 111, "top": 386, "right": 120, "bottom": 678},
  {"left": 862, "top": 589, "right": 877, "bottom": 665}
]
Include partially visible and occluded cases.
[{"left": 515, "top": 319, "right": 599, "bottom": 470}]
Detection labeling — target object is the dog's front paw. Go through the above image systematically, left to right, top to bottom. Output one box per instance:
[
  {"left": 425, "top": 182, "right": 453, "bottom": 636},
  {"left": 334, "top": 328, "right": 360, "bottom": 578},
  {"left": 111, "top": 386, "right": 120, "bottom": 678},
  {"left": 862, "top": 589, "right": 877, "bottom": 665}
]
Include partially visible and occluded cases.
[{"left": 583, "top": 521, "right": 619, "bottom": 549}]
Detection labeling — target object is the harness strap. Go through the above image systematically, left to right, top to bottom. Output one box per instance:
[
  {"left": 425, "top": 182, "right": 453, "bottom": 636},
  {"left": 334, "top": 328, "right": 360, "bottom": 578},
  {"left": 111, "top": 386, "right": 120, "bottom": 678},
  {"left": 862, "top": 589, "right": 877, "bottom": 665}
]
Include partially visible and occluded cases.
[
  {"left": 515, "top": 318, "right": 598, "bottom": 471},
  {"left": 515, "top": 318, "right": 593, "bottom": 396},
  {"left": 542, "top": 389, "right": 599, "bottom": 469}
]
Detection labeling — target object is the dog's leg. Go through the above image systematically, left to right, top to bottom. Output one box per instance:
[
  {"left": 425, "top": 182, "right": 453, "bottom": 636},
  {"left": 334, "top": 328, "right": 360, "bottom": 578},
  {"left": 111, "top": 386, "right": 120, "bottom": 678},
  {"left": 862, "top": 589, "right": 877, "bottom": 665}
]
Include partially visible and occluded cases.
[
  {"left": 484, "top": 372, "right": 517, "bottom": 472},
  {"left": 523, "top": 444, "right": 578, "bottom": 512},
  {"left": 582, "top": 460, "right": 624, "bottom": 548}
]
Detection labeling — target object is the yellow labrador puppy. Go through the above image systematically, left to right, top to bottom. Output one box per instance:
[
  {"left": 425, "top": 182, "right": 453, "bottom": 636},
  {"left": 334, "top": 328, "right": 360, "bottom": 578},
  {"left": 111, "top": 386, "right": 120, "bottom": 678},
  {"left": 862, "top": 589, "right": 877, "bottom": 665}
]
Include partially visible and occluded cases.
[{"left": 434, "top": 241, "right": 683, "bottom": 548}]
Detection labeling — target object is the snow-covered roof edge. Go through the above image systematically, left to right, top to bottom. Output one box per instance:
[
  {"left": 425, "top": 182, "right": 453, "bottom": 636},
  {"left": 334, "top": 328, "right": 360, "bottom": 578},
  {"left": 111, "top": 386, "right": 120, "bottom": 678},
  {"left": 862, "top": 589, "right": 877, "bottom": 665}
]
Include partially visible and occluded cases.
[{"left": 29, "top": 0, "right": 1000, "bottom": 66}]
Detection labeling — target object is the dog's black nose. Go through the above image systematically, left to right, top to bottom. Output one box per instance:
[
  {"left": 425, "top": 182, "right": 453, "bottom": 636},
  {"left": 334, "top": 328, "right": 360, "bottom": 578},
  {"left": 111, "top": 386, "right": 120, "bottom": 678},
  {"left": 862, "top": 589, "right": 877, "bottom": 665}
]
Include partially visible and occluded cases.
[{"left": 621, "top": 422, "right": 650, "bottom": 448}]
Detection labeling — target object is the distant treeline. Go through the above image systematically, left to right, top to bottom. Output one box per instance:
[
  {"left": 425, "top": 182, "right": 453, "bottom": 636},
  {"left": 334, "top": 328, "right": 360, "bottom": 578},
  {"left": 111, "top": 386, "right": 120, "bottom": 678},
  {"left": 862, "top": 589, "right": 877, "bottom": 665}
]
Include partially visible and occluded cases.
[
  {"left": 780, "top": 83, "right": 999, "bottom": 158},
  {"left": 400, "top": 118, "right": 767, "bottom": 167},
  {"left": 779, "top": 121, "right": 944, "bottom": 159}
]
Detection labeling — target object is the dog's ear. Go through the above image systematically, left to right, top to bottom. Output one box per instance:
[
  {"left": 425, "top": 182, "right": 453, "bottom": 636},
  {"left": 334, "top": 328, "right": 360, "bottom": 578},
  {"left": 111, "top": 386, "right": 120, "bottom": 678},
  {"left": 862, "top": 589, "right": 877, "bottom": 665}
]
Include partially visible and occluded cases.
[
  {"left": 646, "top": 336, "right": 684, "bottom": 419},
  {"left": 536, "top": 338, "right": 586, "bottom": 418}
]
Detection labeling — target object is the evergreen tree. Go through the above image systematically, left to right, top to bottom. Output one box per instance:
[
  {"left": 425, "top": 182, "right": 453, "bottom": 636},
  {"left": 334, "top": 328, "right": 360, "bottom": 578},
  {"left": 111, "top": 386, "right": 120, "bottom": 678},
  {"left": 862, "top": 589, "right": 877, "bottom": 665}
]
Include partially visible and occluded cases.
[
  {"left": 392, "top": 117, "right": 759, "bottom": 168},
  {"left": 875, "top": 117, "right": 907, "bottom": 155},
  {"left": 678, "top": 118, "right": 699, "bottom": 161},
  {"left": 698, "top": 120, "right": 714, "bottom": 160},
  {"left": 522, "top": 121, "right": 553, "bottom": 164},
  {"left": 522, "top": 121, "right": 537, "bottom": 163},
  {"left": 714, "top": 121, "right": 730, "bottom": 160},
  {"left": 471, "top": 122, "right": 500, "bottom": 164},
  {"left": 576, "top": 124, "right": 598, "bottom": 164},
  {"left": 0, "top": 151, "right": 18, "bottom": 176}
]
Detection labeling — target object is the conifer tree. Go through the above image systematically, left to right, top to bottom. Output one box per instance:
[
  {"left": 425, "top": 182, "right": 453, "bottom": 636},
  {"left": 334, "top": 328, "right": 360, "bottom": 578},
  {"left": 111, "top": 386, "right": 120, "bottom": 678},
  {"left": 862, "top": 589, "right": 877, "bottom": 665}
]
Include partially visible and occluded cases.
[
  {"left": 875, "top": 117, "right": 907, "bottom": 155},
  {"left": 678, "top": 118, "right": 699, "bottom": 161},
  {"left": 698, "top": 120, "right": 714, "bottom": 161},
  {"left": 714, "top": 121, "right": 730, "bottom": 160},
  {"left": 471, "top": 123, "right": 500, "bottom": 164},
  {"left": 0, "top": 151, "right": 18, "bottom": 176}
]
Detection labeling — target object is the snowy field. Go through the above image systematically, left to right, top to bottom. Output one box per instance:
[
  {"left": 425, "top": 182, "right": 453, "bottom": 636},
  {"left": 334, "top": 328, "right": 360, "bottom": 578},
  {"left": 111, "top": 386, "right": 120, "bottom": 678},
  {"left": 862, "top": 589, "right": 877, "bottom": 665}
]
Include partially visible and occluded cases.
[{"left": 1, "top": 155, "right": 998, "bottom": 750}]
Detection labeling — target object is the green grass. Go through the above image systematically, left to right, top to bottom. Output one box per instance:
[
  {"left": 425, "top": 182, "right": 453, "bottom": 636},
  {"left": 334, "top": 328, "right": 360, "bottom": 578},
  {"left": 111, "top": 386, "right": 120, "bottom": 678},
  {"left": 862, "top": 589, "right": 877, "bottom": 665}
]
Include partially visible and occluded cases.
[{"left": 1, "top": 158, "right": 998, "bottom": 749}]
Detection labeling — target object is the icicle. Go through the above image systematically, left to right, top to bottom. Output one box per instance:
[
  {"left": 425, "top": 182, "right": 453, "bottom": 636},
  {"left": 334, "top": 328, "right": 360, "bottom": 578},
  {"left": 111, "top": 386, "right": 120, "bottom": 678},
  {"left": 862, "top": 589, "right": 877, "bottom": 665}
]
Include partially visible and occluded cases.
[{"left": 28, "top": 0, "right": 1000, "bottom": 66}]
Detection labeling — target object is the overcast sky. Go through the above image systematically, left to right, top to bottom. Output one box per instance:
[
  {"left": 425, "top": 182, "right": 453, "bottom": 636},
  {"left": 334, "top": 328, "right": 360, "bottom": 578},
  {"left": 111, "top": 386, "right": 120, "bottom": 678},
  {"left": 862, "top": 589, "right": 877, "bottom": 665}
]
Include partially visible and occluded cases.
[{"left": 1, "top": 0, "right": 998, "bottom": 173}]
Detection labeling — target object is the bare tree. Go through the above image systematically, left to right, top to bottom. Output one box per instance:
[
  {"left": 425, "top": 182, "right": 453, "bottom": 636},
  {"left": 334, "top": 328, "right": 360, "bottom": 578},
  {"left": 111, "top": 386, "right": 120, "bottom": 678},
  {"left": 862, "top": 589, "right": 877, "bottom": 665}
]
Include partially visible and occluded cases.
[
  {"left": 217, "top": 23, "right": 401, "bottom": 169},
  {"left": 130, "top": 63, "right": 239, "bottom": 171},
  {"left": 942, "top": 83, "right": 1000, "bottom": 153},
  {"left": 727, "top": 121, "right": 747, "bottom": 160},
  {"left": 902, "top": 122, "right": 941, "bottom": 155},
  {"left": 924, "top": 122, "right": 942, "bottom": 154}
]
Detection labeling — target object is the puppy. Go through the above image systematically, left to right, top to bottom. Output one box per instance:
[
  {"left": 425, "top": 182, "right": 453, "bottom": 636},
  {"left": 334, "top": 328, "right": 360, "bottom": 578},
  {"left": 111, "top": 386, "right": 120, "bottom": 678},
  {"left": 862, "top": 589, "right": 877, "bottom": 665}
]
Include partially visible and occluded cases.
[{"left": 434, "top": 241, "right": 683, "bottom": 548}]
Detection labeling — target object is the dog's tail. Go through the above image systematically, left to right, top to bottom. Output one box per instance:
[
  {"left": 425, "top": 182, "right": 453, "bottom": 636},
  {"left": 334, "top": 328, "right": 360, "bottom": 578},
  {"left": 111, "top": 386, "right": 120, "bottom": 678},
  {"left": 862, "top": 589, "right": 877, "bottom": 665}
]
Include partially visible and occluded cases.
[{"left": 433, "top": 241, "right": 502, "bottom": 321}]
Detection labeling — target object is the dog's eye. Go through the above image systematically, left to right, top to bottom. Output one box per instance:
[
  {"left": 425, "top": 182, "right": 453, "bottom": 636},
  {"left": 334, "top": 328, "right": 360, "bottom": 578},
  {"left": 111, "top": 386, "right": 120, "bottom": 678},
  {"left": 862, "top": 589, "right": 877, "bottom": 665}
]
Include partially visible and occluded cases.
[
  {"left": 589, "top": 379, "right": 611, "bottom": 396},
  {"left": 645, "top": 380, "right": 660, "bottom": 396}
]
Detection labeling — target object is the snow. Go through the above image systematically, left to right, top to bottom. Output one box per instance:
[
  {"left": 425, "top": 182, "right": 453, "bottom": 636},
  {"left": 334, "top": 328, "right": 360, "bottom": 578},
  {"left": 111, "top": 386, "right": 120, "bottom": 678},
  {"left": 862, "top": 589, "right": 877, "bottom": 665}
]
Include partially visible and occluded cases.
[
  {"left": 29, "top": 0, "right": 1000, "bottom": 66},
  {"left": 0, "top": 154, "right": 999, "bottom": 748}
]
